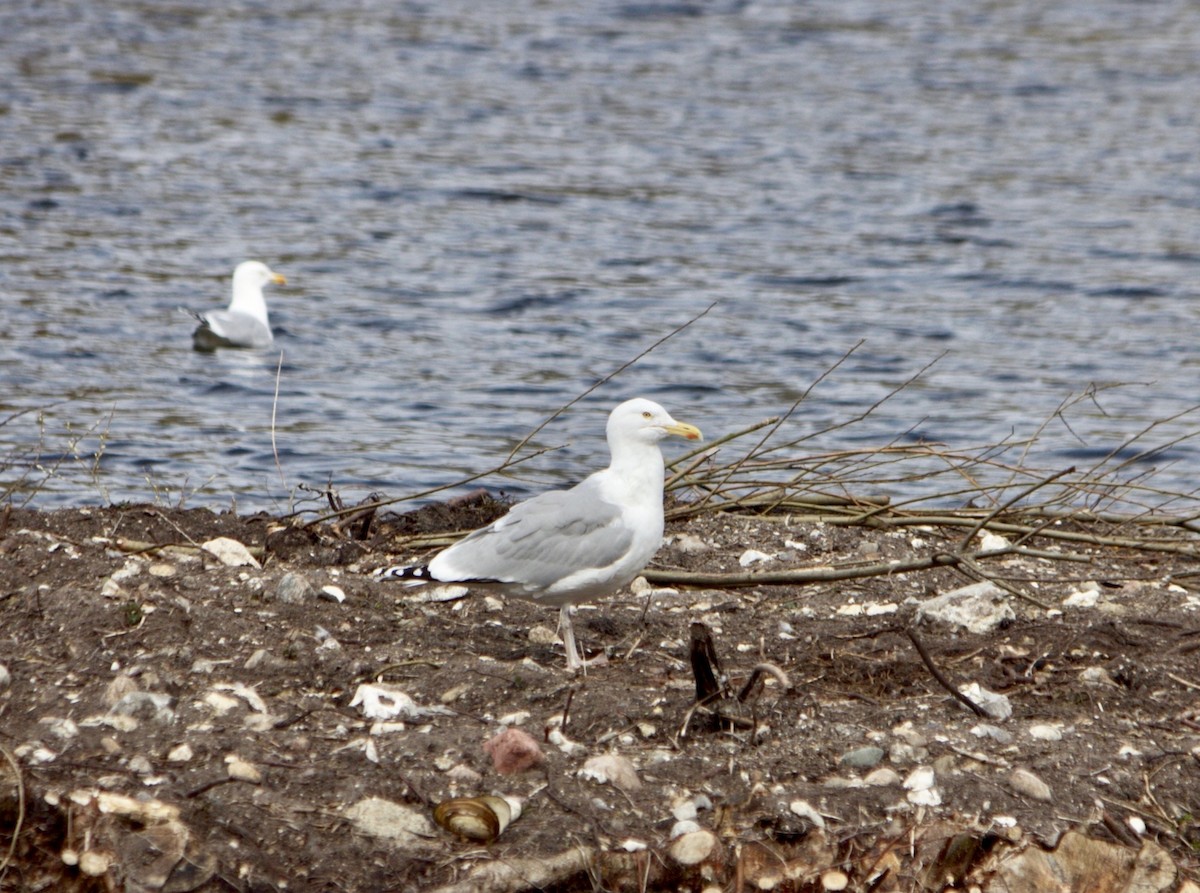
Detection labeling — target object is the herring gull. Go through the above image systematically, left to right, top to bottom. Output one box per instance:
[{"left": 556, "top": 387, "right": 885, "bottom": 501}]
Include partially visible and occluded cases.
[
  {"left": 189, "top": 260, "right": 287, "bottom": 351},
  {"left": 376, "top": 398, "right": 702, "bottom": 670}
]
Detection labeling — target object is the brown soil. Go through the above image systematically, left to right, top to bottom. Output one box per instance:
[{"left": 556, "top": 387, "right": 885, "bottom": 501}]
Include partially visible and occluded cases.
[{"left": 1, "top": 498, "right": 1199, "bottom": 892}]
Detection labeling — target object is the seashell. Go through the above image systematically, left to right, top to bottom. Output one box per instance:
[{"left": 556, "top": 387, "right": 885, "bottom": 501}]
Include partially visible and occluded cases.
[{"left": 433, "top": 795, "right": 522, "bottom": 842}]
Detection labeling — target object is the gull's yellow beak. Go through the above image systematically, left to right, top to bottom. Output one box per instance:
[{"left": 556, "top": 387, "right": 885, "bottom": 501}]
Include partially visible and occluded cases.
[
  {"left": 271, "top": 273, "right": 288, "bottom": 285},
  {"left": 665, "top": 421, "right": 702, "bottom": 441}
]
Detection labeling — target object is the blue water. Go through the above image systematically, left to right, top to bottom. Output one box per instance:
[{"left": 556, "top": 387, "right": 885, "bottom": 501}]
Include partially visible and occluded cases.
[{"left": 2, "top": 0, "right": 1199, "bottom": 513}]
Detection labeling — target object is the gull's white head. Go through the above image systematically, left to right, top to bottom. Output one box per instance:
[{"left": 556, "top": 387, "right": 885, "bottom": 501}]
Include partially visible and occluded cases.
[
  {"left": 229, "top": 260, "right": 286, "bottom": 319},
  {"left": 607, "top": 398, "right": 702, "bottom": 446}
]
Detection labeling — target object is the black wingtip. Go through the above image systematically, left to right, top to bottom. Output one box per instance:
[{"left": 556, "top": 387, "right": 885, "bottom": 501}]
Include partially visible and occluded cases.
[{"left": 374, "top": 564, "right": 432, "bottom": 581}]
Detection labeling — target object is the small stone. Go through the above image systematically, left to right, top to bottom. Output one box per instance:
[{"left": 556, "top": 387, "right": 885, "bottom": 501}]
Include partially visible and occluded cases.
[
  {"left": 669, "top": 533, "right": 709, "bottom": 554},
  {"left": 201, "top": 537, "right": 260, "bottom": 568},
  {"left": 738, "top": 549, "right": 773, "bottom": 567},
  {"left": 148, "top": 562, "right": 176, "bottom": 577},
  {"left": 276, "top": 572, "right": 316, "bottom": 604},
  {"left": 917, "top": 581, "right": 1015, "bottom": 634},
  {"left": 319, "top": 584, "right": 347, "bottom": 603},
  {"left": 528, "top": 625, "right": 560, "bottom": 646},
  {"left": 244, "top": 648, "right": 271, "bottom": 670},
  {"left": 0, "top": 663, "right": 9, "bottom": 688},
  {"left": 1080, "top": 666, "right": 1118, "bottom": 687},
  {"left": 958, "top": 683, "right": 1012, "bottom": 720},
  {"left": 110, "top": 691, "right": 175, "bottom": 724},
  {"left": 970, "top": 723, "right": 1014, "bottom": 744},
  {"left": 1027, "top": 723, "right": 1063, "bottom": 741},
  {"left": 483, "top": 727, "right": 544, "bottom": 775},
  {"left": 167, "top": 743, "right": 194, "bottom": 762},
  {"left": 840, "top": 746, "right": 885, "bottom": 769},
  {"left": 579, "top": 753, "right": 642, "bottom": 792},
  {"left": 127, "top": 754, "right": 154, "bottom": 775},
  {"left": 225, "top": 755, "right": 262, "bottom": 783},
  {"left": 903, "top": 766, "right": 936, "bottom": 792},
  {"left": 864, "top": 767, "right": 901, "bottom": 786},
  {"left": 1008, "top": 767, "right": 1053, "bottom": 801},
  {"left": 789, "top": 799, "right": 826, "bottom": 829},
  {"left": 668, "top": 829, "right": 718, "bottom": 866},
  {"left": 821, "top": 870, "right": 849, "bottom": 891}
]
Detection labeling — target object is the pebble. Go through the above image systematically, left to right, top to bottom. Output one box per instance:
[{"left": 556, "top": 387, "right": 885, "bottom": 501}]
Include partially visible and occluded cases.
[
  {"left": 201, "top": 537, "right": 261, "bottom": 568},
  {"left": 738, "top": 549, "right": 773, "bottom": 567},
  {"left": 148, "top": 562, "right": 176, "bottom": 577},
  {"left": 276, "top": 572, "right": 316, "bottom": 604},
  {"left": 916, "top": 581, "right": 1015, "bottom": 634},
  {"left": 319, "top": 584, "right": 346, "bottom": 603},
  {"left": 528, "top": 625, "right": 560, "bottom": 646},
  {"left": 0, "top": 663, "right": 8, "bottom": 688},
  {"left": 958, "top": 682, "right": 1012, "bottom": 720},
  {"left": 970, "top": 723, "right": 1014, "bottom": 744},
  {"left": 1027, "top": 723, "right": 1064, "bottom": 741},
  {"left": 167, "top": 743, "right": 194, "bottom": 762},
  {"left": 840, "top": 746, "right": 885, "bottom": 769},
  {"left": 579, "top": 753, "right": 642, "bottom": 792},
  {"left": 127, "top": 754, "right": 153, "bottom": 776},
  {"left": 225, "top": 755, "right": 263, "bottom": 783},
  {"left": 863, "top": 767, "right": 901, "bottom": 786},
  {"left": 1008, "top": 767, "right": 1053, "bottom": 801},
  {"left": 789, "top": 799, "right": 826, "bottom": 829},
  {"left": 668, "top": 829, "right": 718, "bottom": 866},
  {"left": 822, "top": 870, "right": 850, "bottom": 891}
]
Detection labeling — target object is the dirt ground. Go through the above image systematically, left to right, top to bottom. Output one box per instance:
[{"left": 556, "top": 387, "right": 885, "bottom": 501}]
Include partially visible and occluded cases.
[{"left": 2, "top": 496, "right": 1200, "bottom": 892}]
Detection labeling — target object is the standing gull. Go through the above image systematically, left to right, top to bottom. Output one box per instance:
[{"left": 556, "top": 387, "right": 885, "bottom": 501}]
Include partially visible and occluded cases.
[
  {"left": 189, "top": 260, "right": 287, "bottom": 351},
  {"left": 376, "top": 398, "right": 702, "bottom": 670}
]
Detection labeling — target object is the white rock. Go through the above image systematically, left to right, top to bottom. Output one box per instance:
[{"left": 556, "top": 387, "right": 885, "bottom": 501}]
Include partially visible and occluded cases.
[
  {"left": 978, "top": 531, "right": 1012, "bottom": 552},
  {"left": 669, "top": 533, "right": 710, "bottom": 554},
  {"left": 201, "top": 537, "right": 261, "bottom": 568},
  {"left": 738, "top": 549, "right": 773, "bottom": 567},
  {"left": 148, "top": 562, "right": 176, "bottom": 577},
  {"left": 917, "top": 581, "right": 1015, "bottom": 634},
  {"left": 319, "top": 584, "right": 346, "bottom": 603},
  {"left": 1062, "top": 586, "right": 1099, "bottom": 608},
  {"left": 0, "top": 663, "right": 9, "bottom": 688},
  {"left": 1080, "top": 666, "right": 1118, "bottom": 687},
  {"left": 958, "top": 683, "right": 1012, "bottom": 720},
  {"left": 349, "top": 684, "right": 450, "bottom": 721},
  {"left": 203, "top": 692, "right": 241, "bottom": 715},
  {"left": 498, "top": 710, "right": 530, "bottom": 727},
  {"left": 970, "top": 723, "right": 1014, "bottom": 743},
  {"left": 1027, "top": 723, "right": 1063, "bottom": 741},
  {"left": 167, "top": 743, "right": 194, "bottom": 762},
  {"left": 579, "top": 753, "right": 642, "bottom": 792},
  {"left": 127, "top": 754, "right": 153, "bottom": 776},
  {"left": 225, "top": 755, "right": 262, "bottom": 783},
  {"left": 903, "top": 766, "right": 936, "bottom": 792},
  {"left": 864, "top": 767, "right": 902, "bottom": 786},
  {"left": 1008, "top": 767, "right": 1052, "bottom": 801},
  {"left": 907, "top": 787, "right": 942, "bottom": 806},
  {"left": 344, "top": 797, "right": 437, "bottom": 846},
  {"left": 672, "top": 799, "right": 699, "bottom": 822},
  {"left": 788, "top": 799, "right": 826, "bottom": 829},
  {"left": 670, "top": 819, "right": 701, "bottom": 838},
  {"left": 668, "top": 829, "right": 718, "bottom": 866},
  {"left": 620, "top": 838, "right": 648, "bottom": 852},
  {"left": 821, "top": 869, "right": 850, "bottom": 891}
]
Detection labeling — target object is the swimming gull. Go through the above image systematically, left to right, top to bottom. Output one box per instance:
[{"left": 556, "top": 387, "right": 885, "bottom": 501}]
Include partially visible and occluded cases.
[
  {"left": 189, "top": 260, "right": 286, "bottom": 351},
  {"left": 376, "top": 398, "right": 702, "bottom": 670}
]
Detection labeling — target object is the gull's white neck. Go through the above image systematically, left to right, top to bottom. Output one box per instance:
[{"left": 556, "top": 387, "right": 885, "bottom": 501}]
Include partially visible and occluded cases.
[
  {"left": 228, "top": 275, "right": 269, "bottom": 325},
  {"left": 602, "top": 436, "right": 667, "bottom": 505}
]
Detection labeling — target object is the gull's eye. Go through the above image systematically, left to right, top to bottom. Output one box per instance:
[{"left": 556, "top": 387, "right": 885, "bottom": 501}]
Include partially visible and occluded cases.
[{"left": 642, "top": 411, "right": 653, "bottom": 419}]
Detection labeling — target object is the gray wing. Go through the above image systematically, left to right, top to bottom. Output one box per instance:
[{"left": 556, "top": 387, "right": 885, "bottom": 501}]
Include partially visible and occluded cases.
[
  {"left": 192, "top": 310, "right": 272, "bottom": 349},
  {"left": 429, "top": 478, "right": 633, "bottom": 593}
]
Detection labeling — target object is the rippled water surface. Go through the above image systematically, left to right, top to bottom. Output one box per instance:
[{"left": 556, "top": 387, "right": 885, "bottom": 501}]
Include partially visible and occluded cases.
[{"left": 3, "top": 0, "right": 1199, "bottom": 512}]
